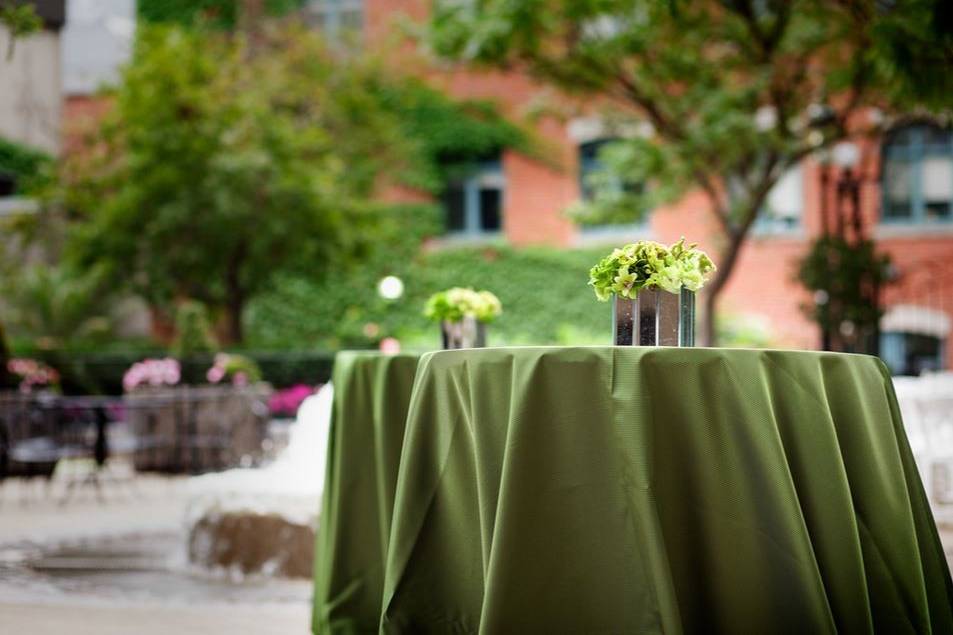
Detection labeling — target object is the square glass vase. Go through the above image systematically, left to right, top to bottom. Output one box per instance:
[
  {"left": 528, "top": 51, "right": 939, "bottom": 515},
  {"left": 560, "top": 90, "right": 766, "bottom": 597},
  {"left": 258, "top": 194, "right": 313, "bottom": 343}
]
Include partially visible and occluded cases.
[
  {"left": 612, "top": 287, "right": 695, "bottom": 346},
  {"left": 441, "top": 317, "right": 487, "bottom": 349}
]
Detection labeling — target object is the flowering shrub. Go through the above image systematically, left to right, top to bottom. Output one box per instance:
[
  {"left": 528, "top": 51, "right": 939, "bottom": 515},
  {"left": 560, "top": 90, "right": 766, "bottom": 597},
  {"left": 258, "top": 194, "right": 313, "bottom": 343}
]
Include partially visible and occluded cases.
[
  {"left": 588, "top": 238, "right": 716, "bottom": 301},
  {"left": 424, "top": 287, "right": 503, "bottom": 323},
  {"left": 206, "top": 353, "right": 262, "bottom": 387},
  {"left": 7, "top": 358, "right": 60, "bottom": 393},
  {"left": 122, "top": 358, "right": 181, "bottom": 392},
  {"left": 268, "top": 384, "right": 316, "bottom": 418}
]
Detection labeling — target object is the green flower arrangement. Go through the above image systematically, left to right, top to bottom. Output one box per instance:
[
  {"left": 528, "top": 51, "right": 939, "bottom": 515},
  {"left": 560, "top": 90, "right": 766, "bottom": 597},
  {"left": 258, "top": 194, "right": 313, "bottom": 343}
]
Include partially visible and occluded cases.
[
  {"left": 589, "top": 238, "right": 716, "bottom": 301},
  {"left": 425, "top": 287, "right": 503, "bottom": 323}
]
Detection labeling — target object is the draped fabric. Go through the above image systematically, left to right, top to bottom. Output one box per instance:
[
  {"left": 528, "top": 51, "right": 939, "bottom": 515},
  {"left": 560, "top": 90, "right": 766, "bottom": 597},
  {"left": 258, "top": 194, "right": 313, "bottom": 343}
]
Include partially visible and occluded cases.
[
  {"left": 381, "top": 347, "right": 953, "bottom": 634},
  {"left": 313, "top": 352, "right": 420, "bottom": 635}
]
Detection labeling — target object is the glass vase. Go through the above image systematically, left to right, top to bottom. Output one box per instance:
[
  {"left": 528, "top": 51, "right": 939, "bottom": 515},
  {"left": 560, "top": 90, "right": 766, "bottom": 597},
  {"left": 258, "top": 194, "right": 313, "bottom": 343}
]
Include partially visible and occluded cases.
[
  {"left": 612, "top": 288, "right": 695, "bottom": 346},
  {"left": 441, "top": 317, "right": 487, "bottom": 349}
]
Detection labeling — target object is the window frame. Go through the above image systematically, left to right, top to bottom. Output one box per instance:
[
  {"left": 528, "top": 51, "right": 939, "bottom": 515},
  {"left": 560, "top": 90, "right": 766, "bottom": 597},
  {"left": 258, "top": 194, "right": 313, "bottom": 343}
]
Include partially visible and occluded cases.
[
  {"left": 306, "top": 0, "right": 364, "bottom": 40},
  {"left": 880, "top": 124, "right": 953, "bottom": 226},
  {"left": 576, "top": 138, "right": 650, "bottom": 236},
  {"left": 443, "top": 159, "right": 505, "bottom": 238},
  {"left": 751, "top": 163, "right": 805, "bottom": 236}
]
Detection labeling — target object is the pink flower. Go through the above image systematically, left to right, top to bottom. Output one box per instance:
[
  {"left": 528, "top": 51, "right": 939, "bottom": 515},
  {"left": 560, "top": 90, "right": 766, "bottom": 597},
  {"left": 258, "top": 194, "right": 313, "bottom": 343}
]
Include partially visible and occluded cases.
[
  {"left": 379, "top": 337, "right": 401, "bottom": 355},
  {"left": 206, "top": 365, "right": 226, "bottom": 384},
  {"left": 232, "top": 371, "right": 248, "bottom": 387}
]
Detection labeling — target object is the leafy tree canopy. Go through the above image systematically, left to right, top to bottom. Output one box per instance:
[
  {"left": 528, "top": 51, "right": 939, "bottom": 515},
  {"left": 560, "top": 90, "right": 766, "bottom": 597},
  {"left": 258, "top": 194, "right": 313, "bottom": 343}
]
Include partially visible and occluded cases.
[{"left": 60, "top": 23, "right": 411, "bottom": 343}]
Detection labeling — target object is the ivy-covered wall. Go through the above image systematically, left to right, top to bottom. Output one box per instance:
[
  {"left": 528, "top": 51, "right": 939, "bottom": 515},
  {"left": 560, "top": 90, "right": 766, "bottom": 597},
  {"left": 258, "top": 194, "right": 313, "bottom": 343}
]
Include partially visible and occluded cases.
[
  {"left": 137, "top": 0, "right": 307, "bottom": 28},
  {"left": 0, "top": 136, "right": 51, "bottom": 195}
]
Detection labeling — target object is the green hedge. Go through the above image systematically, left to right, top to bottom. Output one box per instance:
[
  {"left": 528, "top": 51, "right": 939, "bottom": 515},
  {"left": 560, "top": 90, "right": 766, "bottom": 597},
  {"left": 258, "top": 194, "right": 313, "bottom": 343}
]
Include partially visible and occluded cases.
[{"left": 247, "top": 244, "right": 614, "bottom": 349}]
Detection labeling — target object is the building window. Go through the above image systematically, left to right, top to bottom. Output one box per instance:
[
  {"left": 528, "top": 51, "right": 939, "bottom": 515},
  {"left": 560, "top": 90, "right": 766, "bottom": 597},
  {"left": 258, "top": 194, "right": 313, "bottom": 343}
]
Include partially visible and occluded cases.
[
  {"left": 305, "top": 0, "right": 363, "bottom": 40},
  {"left": 882, "top": 123, "right": 953, "bottom": 224},
  {"left": 578, "top": 138, "right": 647, "bottom": 233},
  {"left": 443, "top": 159, "right": 504, "bottom": 237},
  {"left": 754, "top": 165, "right": 803, "bottom": 233},
  {"left": 0, "top": 172, "right": 16, "bottom": 198},
  {"left": 881, "top": 332, "right": 946, "bottom": 375}
]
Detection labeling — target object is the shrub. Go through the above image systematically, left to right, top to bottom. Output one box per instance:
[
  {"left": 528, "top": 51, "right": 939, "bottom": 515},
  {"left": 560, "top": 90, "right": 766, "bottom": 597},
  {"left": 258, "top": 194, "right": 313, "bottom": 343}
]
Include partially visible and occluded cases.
[{"left": 172, "top": 301, "right": 218, "bottom": 358}]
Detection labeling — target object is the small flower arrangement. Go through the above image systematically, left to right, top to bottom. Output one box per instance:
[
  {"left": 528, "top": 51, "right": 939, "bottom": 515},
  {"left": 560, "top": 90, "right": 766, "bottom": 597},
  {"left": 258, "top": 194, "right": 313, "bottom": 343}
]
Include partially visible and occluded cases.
[
  {"left": 589, "top": 238, "right": 716, "bottom": 301},
  {"left": 424, "top": 287, "right": 503, "bottom": 323},
  {"left": 206, "top": 353, "right": 262, "bottom": 387},
  {"left": 7, "top": 358, "right": 60, "bottom": 393},
  {"left": 123, "top": 358, "right": 181, "bottom": 392},
  {"left": 268, "top": 384, "right": 315, "bottom": 418}
]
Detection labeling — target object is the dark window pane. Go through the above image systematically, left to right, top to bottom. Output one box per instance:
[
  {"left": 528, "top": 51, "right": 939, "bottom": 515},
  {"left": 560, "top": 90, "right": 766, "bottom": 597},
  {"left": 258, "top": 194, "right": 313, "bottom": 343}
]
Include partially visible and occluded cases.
[
  {"left": 923, "top": 125, "right": 952, "bottom": 146},
  {"left": 882, "top": 155, "right": 913, "bottom": 219},
  {"left": 0, "top": 172, "right": 16, "bottom": 197},
  {"left": 444, "top": 185, "right": 466, "bottom": 232},
  {"left": 479, "top": 188, "right": 501, "bottom": 231},
  {"left": 884, "top": 202, "right": 913, "bottom": 219},
  {"left": 925, "top": 202, "right": 951, "bottom": 219}
]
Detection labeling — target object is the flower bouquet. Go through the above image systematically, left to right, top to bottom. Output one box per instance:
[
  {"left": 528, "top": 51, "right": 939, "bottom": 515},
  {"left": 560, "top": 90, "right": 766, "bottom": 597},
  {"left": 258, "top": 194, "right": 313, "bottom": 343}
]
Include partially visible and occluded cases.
[
  {"left": 589, "top": 239, "right": 715, "bottom": 346},
  {"left": 425, "top": 287, "right": 502, "bottom": 349},
  {"left": 206, "top": 353, "right": 262, "bottom": 387},
  {"left": 7, "top": 358, "right": 60, "bottom": 394},
  {"left": 123, "top": 358, "right": 181, "bottom": 392}
]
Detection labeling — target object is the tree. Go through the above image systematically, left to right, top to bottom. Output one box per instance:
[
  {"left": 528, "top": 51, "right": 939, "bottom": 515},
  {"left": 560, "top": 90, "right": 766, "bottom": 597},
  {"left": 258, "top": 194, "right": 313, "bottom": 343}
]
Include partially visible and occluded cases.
[
  {"left": 0, "top": 0, "right": 40, "bottom": 384},
  {"left": 0, "top": 0, "right": 41, "bottom": 60},
  {"left": 426, "top": 0, "right": 949, "bottom": 345},
  {"left": 60, "top": 23, "right": 410, "bottom": 343}
]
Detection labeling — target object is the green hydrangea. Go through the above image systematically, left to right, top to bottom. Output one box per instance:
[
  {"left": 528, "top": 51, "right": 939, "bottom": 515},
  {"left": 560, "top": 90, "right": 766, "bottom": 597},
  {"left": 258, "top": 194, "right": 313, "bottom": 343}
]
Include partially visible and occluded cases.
[
  {"left": 588, "top": 238, "right": 716, "bottom": 301},
  {"left": 425, "top": 287, "right": 503, "bottom": 323}
]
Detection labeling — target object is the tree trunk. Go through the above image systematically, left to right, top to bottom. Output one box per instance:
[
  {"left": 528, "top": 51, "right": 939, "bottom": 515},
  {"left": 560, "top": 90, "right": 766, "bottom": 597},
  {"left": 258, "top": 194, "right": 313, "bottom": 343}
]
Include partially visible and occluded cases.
[
  {"left": 239, "top": 0, "right": 266, "bottom": 56},
  {"left": 698, "top": 232, "right": 747, "bottom": 347},
  {"left": 224, "top": 243, "right": 247, "bottom": 345},
  {"left": 225, "top": 295, "right": 244, "bottom": 345},
  {"left": 0, "top": 321, "right": 9, "bottom": 388}
]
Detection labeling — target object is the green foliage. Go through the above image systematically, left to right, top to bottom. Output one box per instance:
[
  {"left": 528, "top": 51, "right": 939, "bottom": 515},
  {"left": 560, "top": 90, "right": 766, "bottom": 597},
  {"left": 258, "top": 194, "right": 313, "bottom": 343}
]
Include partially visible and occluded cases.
[
  {"left": 137, "top": 0, "right": 305, "bottom": 29},
  {"left": 869, "top": 0, "right": 953, "bottom": 109},
  {"left": 1, "top": 1, "right": 41, "bottom": 59},
  {"left": 60, "top": 23, "right": 409, "bottom": 342},
  {"left": 378, "top": 79, "right": 533, "bottom": 193},
  {"left": 0, "top": 136, "right": 51, "bottom": 194},
  {"left": 798, "top": 235, "right": 891, "bottom": 339},
  {"left": 588, "top": 239, "right": 715, "bottom": 301},
  {"left": 248, "top": 240, "right": 781, "bottom": 350},
  {"left": 247, "top": 242, "right": 615, "bottom": 348},
  {"left": 2, "top": 264, "right": 114, "bottom": 351},
  {"left": 424, "top": 288, "right": 502, "bottom": 323},
  {"left": 171, "top": 301, "right": 217, "bottom": 357},
  {"left": 208, "top": 352, "right": 262, "bottom": 384}
]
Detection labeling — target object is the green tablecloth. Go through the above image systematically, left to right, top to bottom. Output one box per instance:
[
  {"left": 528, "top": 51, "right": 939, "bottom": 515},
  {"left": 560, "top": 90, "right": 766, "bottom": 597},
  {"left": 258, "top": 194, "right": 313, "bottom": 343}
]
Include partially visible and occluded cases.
[
  {"left": 381, "top": 347, "right": 953, "bottom": 633},
  {"left": 312, "top": 351, "right": 420, "bottom": 634}
]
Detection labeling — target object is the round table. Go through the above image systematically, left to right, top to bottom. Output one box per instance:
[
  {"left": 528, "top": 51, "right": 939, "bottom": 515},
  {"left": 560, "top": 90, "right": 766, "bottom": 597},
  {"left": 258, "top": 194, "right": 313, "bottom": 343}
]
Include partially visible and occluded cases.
[
  {"left": 381, "top": 347, "right": 953, "bottom": 633},
  {"left": 312, "top": 351, "right": 421, "bottom": 634}
]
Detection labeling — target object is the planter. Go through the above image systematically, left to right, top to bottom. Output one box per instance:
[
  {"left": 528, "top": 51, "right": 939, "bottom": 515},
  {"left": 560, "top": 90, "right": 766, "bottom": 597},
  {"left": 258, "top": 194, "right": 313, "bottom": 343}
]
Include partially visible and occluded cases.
[
  {"left": 612, "top": 287, "right": 695, "bottom": 346},
  {"left": 441, "top": 317, "right": 487, "bottom": 350},
  {"left": 123, "top": 383, "right": 272, "bottom": 474}
]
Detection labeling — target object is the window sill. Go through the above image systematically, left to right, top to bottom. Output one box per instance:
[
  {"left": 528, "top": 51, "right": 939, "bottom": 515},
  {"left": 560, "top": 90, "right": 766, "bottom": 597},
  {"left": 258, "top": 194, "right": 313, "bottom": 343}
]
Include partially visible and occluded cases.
[
  {"left": 0, "top": 197, "right": 39, "bottom": 217},
  {"left": 874, "top": 222, "right": 953, "bottom": 239},
  {"left": 573, "top": 225, "right": 654, "bottom": 247},
  {"left": 750, "top": 227, "right": 806, "bottom": 241},
  {"left": 425, "top": 233, "right": 507, "bottom": 250}
]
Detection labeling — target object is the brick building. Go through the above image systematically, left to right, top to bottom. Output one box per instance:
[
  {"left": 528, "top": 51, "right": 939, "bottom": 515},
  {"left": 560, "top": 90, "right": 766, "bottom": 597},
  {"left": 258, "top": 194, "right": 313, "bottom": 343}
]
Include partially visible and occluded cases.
[{"left": 347, "top": 0, "right": 953, "bottom": 373}]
